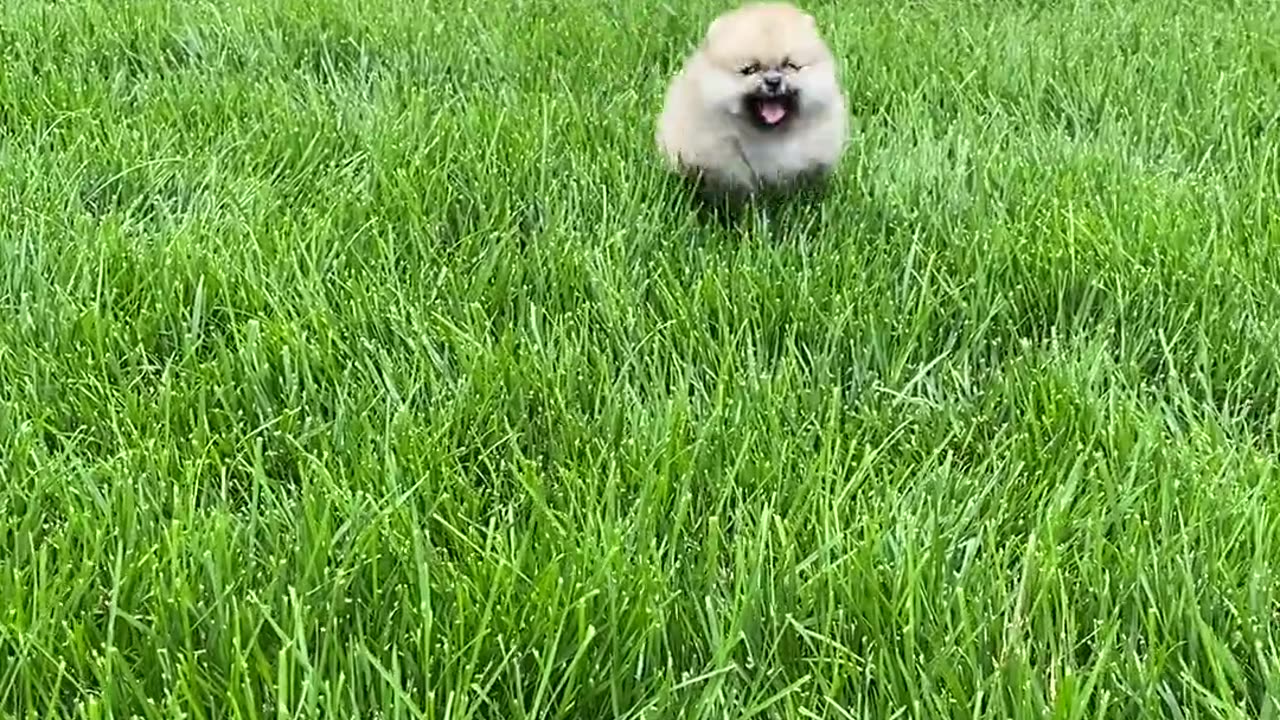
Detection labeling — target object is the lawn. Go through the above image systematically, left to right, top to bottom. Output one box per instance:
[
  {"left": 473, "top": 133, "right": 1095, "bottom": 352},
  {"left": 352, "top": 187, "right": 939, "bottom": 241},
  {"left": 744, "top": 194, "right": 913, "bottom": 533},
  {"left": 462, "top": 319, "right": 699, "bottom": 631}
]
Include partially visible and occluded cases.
[{"left": 2, "top": 0, "right": 1280, "bottom": 717}]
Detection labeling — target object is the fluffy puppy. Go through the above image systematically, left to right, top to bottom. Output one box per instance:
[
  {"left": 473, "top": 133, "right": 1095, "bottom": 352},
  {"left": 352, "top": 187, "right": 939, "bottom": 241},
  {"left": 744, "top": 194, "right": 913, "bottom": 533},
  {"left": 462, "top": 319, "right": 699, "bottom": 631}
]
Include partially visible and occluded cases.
[{"left": 656, "top": 2, "right": 848, "bottom": 197}]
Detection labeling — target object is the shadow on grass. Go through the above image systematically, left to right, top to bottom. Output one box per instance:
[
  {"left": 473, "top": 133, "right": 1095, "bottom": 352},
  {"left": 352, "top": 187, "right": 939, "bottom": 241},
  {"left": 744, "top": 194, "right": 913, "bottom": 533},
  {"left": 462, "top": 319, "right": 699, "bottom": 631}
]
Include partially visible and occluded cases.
[
  {"left": 662, "top": 170, "right": 899, "bottom": 247},
  {"left": 663, "top": 171, "right": 824, "bottom": 223}
]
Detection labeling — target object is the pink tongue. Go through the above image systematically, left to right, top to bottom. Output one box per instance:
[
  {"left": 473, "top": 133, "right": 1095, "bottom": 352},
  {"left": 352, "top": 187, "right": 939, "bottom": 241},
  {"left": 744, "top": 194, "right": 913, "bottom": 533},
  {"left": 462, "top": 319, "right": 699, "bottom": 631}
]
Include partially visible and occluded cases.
[{"left": 758, "top": 101, "right": 787, "bottom": 125}]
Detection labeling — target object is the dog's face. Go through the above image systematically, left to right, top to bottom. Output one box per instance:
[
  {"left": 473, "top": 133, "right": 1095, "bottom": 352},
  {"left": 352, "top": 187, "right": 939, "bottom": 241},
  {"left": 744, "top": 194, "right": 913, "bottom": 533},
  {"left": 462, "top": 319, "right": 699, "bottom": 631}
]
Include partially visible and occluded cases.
[{"left": 694, "top": 3, "right": 840, "bottom": 131}]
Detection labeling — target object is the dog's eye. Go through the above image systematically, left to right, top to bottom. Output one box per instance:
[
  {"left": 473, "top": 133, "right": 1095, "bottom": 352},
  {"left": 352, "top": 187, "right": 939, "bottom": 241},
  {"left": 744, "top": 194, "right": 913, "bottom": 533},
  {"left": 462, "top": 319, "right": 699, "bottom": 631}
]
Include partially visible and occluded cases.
[
  {"left": 782, "top": 60, "right": 801, "bottom": 71},
  {"left": 738, "top": 63, "right": 760, "bottom": 75}
]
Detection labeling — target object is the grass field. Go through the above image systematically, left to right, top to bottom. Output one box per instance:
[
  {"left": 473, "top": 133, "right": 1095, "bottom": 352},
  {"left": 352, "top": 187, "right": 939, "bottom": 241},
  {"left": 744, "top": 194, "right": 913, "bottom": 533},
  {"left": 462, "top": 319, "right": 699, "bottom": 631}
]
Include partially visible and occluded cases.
[{"left": 2, "top": 0, "right": 1280, "bottom": 716}]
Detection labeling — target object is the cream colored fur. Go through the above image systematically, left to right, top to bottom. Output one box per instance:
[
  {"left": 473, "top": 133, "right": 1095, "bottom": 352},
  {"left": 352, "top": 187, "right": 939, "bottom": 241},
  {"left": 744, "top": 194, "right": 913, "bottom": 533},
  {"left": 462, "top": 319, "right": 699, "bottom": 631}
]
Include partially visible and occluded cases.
[{"left": 656, "top": 2, "right": 848, "bottom": 194}]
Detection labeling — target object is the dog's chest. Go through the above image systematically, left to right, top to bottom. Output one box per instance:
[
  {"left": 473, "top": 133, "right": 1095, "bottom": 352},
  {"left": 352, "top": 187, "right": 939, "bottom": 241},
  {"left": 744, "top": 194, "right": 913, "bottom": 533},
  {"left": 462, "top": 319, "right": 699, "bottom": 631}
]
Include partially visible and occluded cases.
[{"left": 738, "top": 130, "right": 828, "bottom": 183}]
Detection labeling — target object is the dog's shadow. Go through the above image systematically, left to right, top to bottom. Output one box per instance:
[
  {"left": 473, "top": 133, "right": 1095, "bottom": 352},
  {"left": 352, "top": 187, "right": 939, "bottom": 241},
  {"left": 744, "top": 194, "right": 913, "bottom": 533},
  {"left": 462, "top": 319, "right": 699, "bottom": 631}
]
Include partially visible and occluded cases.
[{"left": 665, "top": 172, "right": 842, "bottom": 240}]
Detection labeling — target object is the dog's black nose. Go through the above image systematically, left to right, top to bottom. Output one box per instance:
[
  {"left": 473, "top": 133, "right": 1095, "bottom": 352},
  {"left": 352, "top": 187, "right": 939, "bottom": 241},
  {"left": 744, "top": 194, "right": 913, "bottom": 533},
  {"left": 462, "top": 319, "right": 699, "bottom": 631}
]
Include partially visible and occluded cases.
[{"left": 762, "top": 72, "right": 783, "bottom": 90}]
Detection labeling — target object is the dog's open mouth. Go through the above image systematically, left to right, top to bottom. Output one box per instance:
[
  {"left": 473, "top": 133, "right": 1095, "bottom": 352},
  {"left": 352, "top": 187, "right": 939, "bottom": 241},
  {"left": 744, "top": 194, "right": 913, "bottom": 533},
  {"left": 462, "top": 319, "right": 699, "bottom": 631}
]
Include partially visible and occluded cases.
[{"left": 745, "top": 93, "right": 798, "bottom": 129}]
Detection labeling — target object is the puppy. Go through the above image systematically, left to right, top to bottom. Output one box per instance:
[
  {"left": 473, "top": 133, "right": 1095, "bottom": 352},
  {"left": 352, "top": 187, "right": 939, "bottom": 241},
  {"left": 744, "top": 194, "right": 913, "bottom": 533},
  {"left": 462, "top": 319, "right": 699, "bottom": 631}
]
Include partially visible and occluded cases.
[{"left": 655, "top": 2, "right": 848, "bottom": 198}]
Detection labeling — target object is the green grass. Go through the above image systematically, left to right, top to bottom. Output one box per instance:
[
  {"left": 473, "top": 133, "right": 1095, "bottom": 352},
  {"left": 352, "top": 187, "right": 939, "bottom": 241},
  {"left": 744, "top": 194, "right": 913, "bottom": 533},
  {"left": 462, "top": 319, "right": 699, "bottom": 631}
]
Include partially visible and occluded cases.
[{"left": 2, "top": 0, "right": 1280, "bottom": 716}]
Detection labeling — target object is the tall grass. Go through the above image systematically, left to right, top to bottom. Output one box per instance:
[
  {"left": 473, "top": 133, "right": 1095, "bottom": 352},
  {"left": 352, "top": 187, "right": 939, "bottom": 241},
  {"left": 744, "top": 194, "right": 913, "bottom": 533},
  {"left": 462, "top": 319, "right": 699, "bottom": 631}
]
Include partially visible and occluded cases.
[{"left": 2, "top": 0, "right": 1279, "bottom": 716}]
